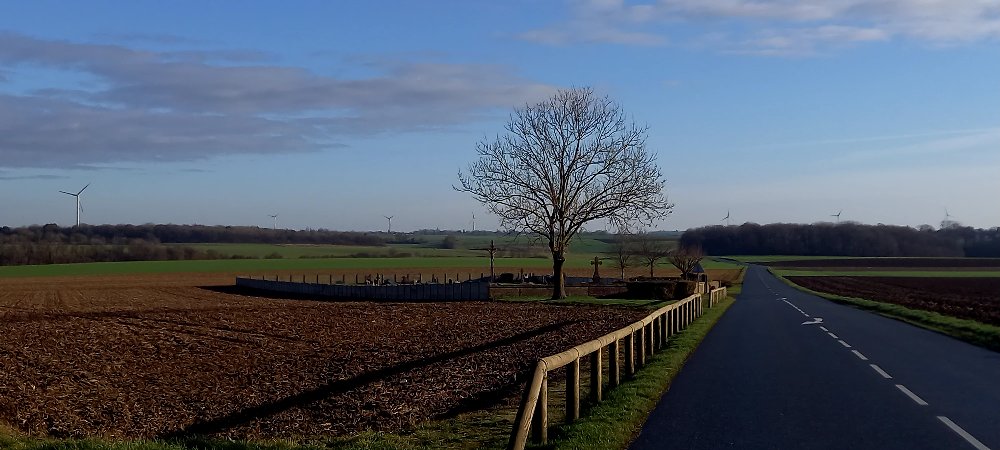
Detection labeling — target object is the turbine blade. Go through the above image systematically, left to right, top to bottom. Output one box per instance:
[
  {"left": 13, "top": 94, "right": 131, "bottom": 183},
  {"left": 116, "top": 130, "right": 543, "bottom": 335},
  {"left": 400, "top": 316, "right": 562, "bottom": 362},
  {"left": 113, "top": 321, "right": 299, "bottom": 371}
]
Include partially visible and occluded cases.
[
  {"left": 77, "top": 183, "right": 90, "bottom": 195},
  {"left": 59, "top": 191, "right": 75, "bottom": 196}
]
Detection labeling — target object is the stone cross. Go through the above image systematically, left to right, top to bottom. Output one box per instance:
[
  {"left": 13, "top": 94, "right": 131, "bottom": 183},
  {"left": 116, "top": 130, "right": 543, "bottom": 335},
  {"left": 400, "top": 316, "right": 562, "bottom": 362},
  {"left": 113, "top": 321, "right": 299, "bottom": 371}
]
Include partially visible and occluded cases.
[{"left": 591, "top": 256, "right": 603, "bottom": 283}]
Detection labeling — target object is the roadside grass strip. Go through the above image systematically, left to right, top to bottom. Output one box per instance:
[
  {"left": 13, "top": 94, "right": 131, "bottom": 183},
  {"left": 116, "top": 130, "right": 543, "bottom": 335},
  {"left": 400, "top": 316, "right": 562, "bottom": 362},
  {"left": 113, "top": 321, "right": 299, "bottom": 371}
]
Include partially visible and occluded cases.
[
  {"left": 772, "top": 272, "right": 1000, "bottom": 353},
  {"left": 537, "top": 291, "right": 738, "bottom": 450},
  {"left": 0, "top": 401, "right": 516, "bottom": 450}
]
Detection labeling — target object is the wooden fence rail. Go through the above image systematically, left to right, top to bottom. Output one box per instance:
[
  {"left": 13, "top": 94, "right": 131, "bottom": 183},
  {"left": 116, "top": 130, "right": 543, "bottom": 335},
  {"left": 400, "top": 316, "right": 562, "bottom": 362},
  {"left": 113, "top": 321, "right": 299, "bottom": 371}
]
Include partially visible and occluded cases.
[{"left": 508, "top": 287, "right": 728, "bottom": 450}]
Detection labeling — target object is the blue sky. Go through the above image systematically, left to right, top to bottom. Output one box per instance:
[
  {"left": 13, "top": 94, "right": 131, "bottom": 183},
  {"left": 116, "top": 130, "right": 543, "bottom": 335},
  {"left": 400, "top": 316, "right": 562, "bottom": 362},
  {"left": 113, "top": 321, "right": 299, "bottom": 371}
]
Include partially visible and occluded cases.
[{"left": 1, "top": 0, "right": 998, "bottom": 231}]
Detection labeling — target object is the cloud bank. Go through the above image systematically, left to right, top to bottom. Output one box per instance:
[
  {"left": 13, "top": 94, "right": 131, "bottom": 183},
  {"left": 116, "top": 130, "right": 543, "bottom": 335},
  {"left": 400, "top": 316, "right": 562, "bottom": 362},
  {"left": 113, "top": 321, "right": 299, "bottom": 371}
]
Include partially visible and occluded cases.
[
  {"left": 521, "top": 0, "right": 1000, "bottom": 54},
  {"left": 0, "top": 32, "right": 554, "bottom": 169}
]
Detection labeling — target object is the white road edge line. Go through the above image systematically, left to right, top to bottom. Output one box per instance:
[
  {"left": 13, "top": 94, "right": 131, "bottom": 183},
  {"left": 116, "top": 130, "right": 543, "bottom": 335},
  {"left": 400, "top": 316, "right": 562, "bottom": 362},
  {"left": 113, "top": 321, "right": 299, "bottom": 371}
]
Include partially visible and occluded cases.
[
  {"left": 819, "top": 326, "right": 829, "bottom": 332},
  {"left": 838, "top": 340, "right": 852, "bottom": 348},
  {"left": 851, "top": 350, "right": 869, "bottom": 361},
  {"left": 870, "top": 364, "right": 892, "bottom": 379},
  {"left": 895, "top": 384, "right": 929, "bottom": 406},
  {"left": 937, "top": 416, "right": 990, "bottom": 450}
]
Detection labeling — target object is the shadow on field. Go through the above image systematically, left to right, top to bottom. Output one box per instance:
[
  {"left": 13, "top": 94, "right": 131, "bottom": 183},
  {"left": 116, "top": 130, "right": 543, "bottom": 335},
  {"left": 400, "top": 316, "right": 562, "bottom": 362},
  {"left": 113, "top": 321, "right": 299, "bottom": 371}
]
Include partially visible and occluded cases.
[
  {"left": 199, "top": 285, "right": 472, "bottom": 303},
  {"left": 161, "top": 318, "right": 582, "bottom": 438}
]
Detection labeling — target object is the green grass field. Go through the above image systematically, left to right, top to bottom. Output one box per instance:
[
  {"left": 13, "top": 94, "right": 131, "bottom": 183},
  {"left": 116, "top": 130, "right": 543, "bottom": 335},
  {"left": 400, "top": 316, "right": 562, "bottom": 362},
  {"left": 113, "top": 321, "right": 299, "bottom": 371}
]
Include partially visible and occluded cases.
[
  {"left": 0, "top": 230, "right": 732, "bottom": 280},
  {"left": 175, "top": 243, "right": 482, "bottom": 258},
  {"left": 0, "top": 255, "right": 743, "bottom": 279},
  {"left": 0, "top": 256, "right": 563, "bottom": 278}
]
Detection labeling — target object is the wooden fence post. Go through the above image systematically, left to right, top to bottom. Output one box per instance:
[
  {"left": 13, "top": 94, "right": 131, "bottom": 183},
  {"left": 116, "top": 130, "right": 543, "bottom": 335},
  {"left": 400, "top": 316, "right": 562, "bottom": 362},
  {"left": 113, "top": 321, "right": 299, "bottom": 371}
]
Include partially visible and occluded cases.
[
  {"left": 661, "top": 314, "right": 668, "bottom": 345},
  {"left": 649, "top": 319, "right": 660, "bottom": 355},
  {"left": 647, "top": 323, "right": 655, "bottom": 356},
  {"left": 648, "top": 323, "right": 655, "bottom": 354},
  {"left": 638, "top": 326, "right": 646, "bottom": 367},
  {"left": 624, "top": 332, "right": 635, "bottom": 377},
  {"left": 609, "top": 339, "right": 620, "bottom": 389},
  {"left": 590, "top": 348, "right": 603, "bottom": 403},
  {"left": 566, "top": 359, "right": 580, "bottom": 423},
  {"left": 532, "top": 375, "right": 548, "bottom": 444}
]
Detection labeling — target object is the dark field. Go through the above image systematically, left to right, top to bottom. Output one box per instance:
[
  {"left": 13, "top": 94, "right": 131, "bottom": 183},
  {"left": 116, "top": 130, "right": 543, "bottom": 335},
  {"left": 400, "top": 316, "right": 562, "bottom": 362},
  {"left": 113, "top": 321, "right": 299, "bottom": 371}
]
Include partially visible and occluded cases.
[
  {"left": 764, "top": 257, "right": 1000, "bottom": 269},
  {"left": 0, "top": 274, "right": 645, "bottom": 440},
  {"left": 787, "top": 276, "right": 1000, "bottom": 326}
]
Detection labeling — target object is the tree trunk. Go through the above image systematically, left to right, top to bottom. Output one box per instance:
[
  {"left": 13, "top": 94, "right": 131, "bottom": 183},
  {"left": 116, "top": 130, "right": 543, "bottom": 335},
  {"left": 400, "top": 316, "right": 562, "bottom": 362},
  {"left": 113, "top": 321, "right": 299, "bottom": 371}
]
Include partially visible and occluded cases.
[
  {"left": 552, "top": 251, "right": 567, "bottom": 299},
  {"left": 649, "top": 262, "right": 654, "bottom": 278}
]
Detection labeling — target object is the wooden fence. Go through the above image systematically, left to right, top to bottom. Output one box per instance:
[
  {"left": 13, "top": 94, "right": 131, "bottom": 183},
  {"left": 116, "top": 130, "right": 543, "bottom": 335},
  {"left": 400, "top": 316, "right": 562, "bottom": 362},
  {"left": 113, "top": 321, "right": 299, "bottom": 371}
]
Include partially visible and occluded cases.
[
  {"left": 235, "top": 276, "right": 490, "bottom": 301},
  {"left": 508, "top": 286, "right": 728, "bottom": 450}
]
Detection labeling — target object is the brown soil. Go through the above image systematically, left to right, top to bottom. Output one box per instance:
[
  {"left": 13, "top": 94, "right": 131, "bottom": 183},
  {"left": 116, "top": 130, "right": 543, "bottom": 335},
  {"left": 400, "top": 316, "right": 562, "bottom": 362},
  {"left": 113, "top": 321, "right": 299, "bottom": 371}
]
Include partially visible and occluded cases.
[
  {"left": 763, "top": 258, "right": 1000, "bottom": 269},
  {"left": 0, "top": 274, "right": 645, "bottom": 440},
  {"left": 787, "top": 276, "right": 1000, "bottom": 326}
]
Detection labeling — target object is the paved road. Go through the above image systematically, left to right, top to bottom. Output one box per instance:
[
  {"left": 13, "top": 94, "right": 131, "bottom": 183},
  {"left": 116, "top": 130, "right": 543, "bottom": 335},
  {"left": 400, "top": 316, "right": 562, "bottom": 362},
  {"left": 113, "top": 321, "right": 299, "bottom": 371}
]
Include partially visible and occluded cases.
[{"left": 631, "top": 265, "right": 1000, "bottom": 450}]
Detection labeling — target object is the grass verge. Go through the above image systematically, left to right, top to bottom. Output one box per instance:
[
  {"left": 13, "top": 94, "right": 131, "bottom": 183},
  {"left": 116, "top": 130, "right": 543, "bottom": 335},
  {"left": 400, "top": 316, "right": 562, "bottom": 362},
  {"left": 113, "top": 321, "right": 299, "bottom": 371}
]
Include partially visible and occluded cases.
[
  {"left": 772, "top": 272, "right": 1000, "bottom": 352},
  {"left": 537, "top": 289, "right": 738, "bottom": 449},
  {"left": 0, "top": 402, "right": 514, "bottom": 450}
]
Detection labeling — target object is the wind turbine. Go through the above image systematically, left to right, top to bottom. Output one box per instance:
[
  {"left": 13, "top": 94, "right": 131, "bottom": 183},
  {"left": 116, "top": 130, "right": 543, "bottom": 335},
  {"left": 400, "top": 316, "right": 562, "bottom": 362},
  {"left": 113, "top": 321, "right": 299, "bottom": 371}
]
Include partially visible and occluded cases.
[
  {"left": 59, "top": 183, "right": 89, "bottom": 227},
  {"left": 722, "top": 210, "right": 731, "bottom": 226},
  {"left": 831, "top": 210, "right": 842, "bottom": 223},
  {"left": 471, "top": 213, "right": 476, "bottom": 232},
  {"left": 268, "top": 214, "right": 279, "bottom": 230},
  {"left": 384, "top": 215, "right": 394, "bottom": 233}
]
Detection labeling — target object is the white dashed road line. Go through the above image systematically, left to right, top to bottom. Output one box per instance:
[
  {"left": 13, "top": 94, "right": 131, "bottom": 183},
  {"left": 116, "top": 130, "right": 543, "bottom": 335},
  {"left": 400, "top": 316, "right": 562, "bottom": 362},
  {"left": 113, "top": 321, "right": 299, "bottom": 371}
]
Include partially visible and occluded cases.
[
  {"left": 764, "top": 267, "right": 991, "bottom": 450},
  {"left": 870, "top": 364, "right": 893, "bottom": 379},
  {"left": 896, "top": 384, "right": 929, "bottom": 406},
  {"left": 937, "top": 416, "right": 991, "bottom": 450}
]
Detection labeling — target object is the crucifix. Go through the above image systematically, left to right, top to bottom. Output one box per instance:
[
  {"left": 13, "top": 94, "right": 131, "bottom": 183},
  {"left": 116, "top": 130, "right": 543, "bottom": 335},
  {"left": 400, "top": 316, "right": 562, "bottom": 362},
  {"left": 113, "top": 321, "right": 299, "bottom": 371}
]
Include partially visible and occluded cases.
[
  {"left": 487, "top": 240, "right": 498, "bottom": 282},
  {"left": 591, "top": 256, "right": 603, "bottom": 284}
]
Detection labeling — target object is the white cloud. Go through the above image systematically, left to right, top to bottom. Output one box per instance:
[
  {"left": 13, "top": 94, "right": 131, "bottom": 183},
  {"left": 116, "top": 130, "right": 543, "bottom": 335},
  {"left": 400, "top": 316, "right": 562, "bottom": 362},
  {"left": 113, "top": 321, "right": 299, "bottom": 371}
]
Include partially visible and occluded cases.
[
  {"left": 521, "top": 0, "right": 1000, "bottom": 53},
  {"left": 0, "top": 32, "right": 556, "bottom": 169}
]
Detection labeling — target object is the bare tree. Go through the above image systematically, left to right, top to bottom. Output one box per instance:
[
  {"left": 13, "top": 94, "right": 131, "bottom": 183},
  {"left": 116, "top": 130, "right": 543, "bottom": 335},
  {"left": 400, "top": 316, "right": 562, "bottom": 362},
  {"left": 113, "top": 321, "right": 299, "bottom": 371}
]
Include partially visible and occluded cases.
[
  {"left": 457, "top": 87, "right": 672, "bottom": 299},
  {"left": 609, "top": 226, "right": 634, "bottom": 281},
  {"left": 635, "top": 231, "right": 671, "bottom": 278},
  {"left": 669, "top": 245, "right": 704, "bottom": 279}
]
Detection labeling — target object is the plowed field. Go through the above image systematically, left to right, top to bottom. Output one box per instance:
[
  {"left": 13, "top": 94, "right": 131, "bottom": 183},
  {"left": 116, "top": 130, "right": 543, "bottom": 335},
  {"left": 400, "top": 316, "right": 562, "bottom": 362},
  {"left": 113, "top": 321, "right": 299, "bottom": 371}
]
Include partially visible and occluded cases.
[
  {"left": 764, "top": 258, "right": 1000, "bottom": 269},
  {"left": 0, "top": 273, "right": 645, "bottom": 440},
  {"left": 787, "top": 276, "right": 1000, "bottom": 325}
]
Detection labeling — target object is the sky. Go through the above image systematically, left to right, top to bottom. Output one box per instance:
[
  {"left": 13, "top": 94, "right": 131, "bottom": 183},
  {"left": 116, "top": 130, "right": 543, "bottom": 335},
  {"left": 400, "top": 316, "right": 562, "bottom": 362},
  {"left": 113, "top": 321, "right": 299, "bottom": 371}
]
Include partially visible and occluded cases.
[{"left": 0, "top": 0, "right": 998, "bottom": 232}]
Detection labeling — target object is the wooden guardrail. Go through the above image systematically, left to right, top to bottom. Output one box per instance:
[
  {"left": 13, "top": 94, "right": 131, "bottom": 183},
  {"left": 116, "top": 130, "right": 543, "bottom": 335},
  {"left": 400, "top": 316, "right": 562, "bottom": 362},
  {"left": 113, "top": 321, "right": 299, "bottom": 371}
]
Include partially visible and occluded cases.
[{"left": 508, "top": 286, "right": 728, "bottom": 450}]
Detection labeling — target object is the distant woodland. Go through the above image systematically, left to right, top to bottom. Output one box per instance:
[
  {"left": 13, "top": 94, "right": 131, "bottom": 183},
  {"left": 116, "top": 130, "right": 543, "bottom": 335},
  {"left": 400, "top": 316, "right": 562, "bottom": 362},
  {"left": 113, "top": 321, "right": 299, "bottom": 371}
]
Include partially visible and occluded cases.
[
  {"left": 680, "top": 223, "right": 1000, "bottom": 257},
  {"left": 0, "top": 224, "right": 385, "bottom": 266}
]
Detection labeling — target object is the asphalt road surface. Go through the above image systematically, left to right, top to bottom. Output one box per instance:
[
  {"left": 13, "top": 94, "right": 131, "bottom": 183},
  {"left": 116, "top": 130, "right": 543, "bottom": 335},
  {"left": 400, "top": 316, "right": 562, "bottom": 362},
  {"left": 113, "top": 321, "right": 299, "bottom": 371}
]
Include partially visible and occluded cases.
[{"left": 631, "top": 265, "right": 999, "bottom": 450}]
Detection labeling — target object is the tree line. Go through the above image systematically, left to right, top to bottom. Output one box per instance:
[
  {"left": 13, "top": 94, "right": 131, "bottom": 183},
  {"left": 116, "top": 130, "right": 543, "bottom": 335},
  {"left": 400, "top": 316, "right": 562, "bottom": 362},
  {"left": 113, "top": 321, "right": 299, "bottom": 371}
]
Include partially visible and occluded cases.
[
  {"left": 679, "top": 222, "right": 1000, "bottom": 257},
  {"left": 0, "top": 224, "right": 386, "bottom": 266}
]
